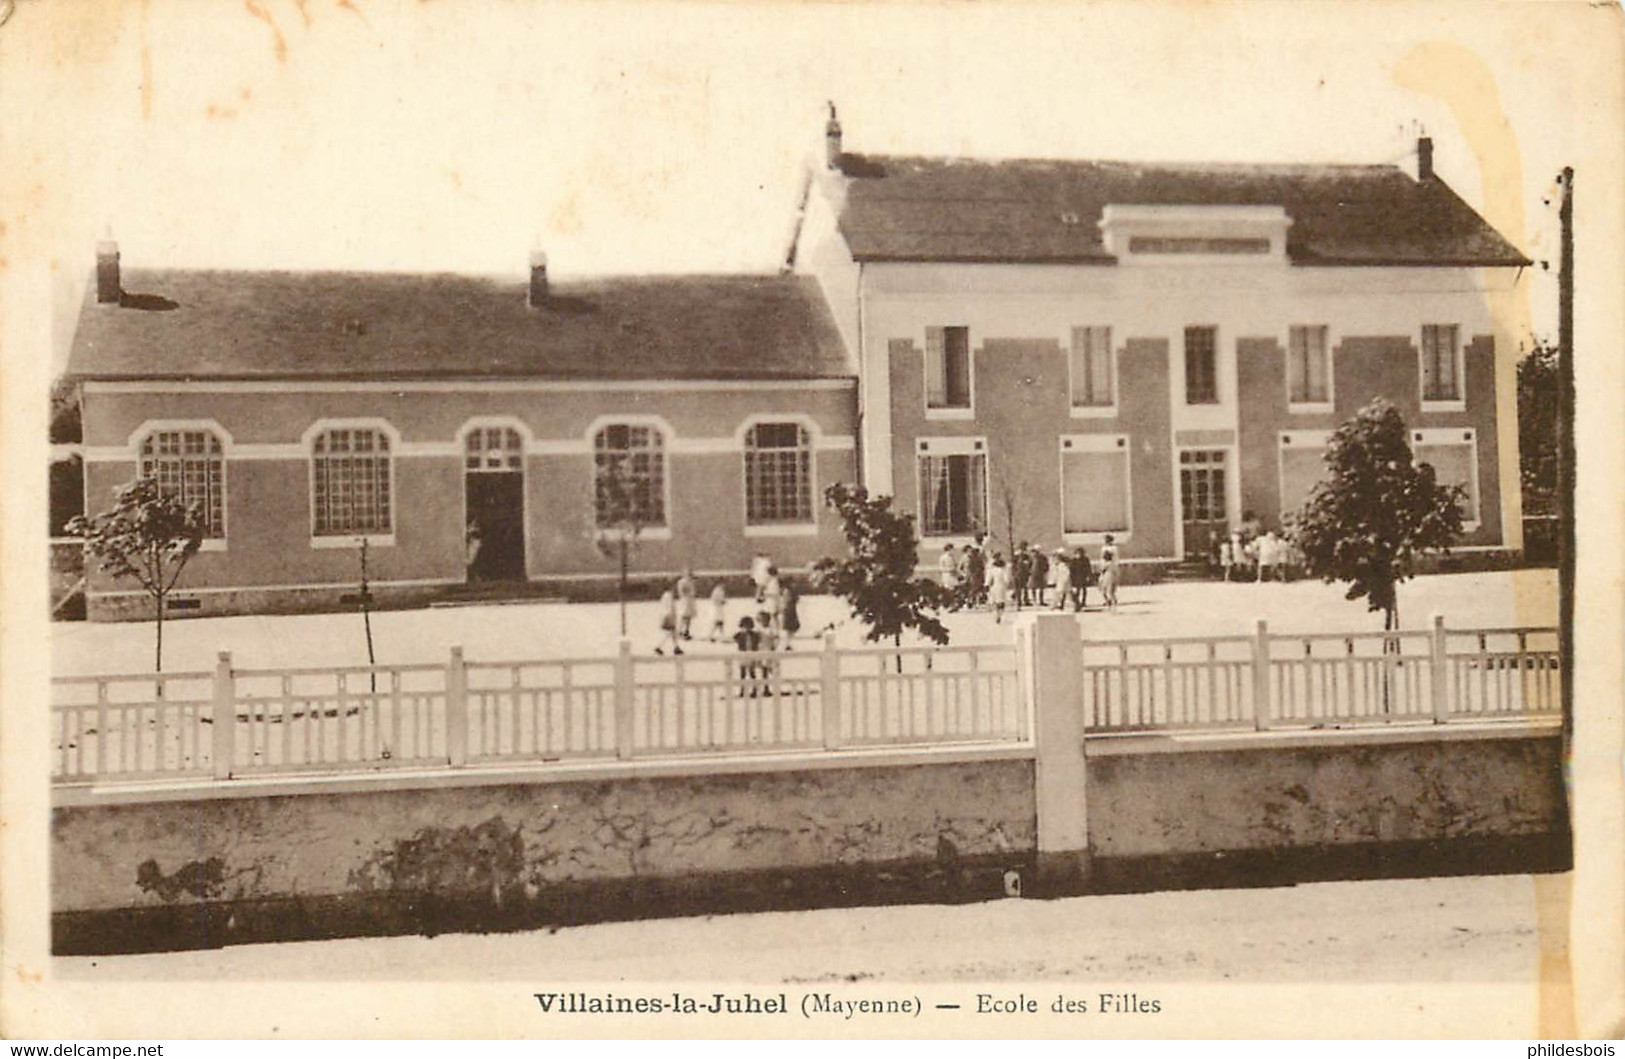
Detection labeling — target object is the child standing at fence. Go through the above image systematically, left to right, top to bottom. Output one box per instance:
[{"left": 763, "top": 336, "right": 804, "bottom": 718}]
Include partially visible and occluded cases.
[
  {"left": 1098, "top": 535, "right": 1120, "bottom": 613},
  {"left": 1051, "top": 547, "right": 1071, "bottom": 610},
  {"left": 986, "top": 553, "right": 1011, "bottom": 624},
  {"left": 676, "top": 568, "right": 698, "bottom": 639},
  {"left": 780, "top": 579, "right": 801, "bottom": 646},
  {"left": 708, "top": 582, "right": 728, "bottom": 641},
  {"left": 655, "top": 589, "right": 683, "bottom": 655},
  {"left": 733, "top": 615, "right": 761, "bottom": 696}
]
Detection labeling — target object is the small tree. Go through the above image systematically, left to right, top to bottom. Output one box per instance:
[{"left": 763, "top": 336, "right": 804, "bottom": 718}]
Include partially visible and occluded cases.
[
  {"left": 1293, "top": 398, "right": 1464, "bottom": 630},
  {"left": 592, "top": 455, "right": 646, "bottom": 637},
  {"left": 65, "top": 476, "right": 206, "bottom": 670},
  {"left": 997, "top": 479, "right": 1020, "bottom": 567},
  {"left": 811, "top": 483, "right": 953, "bottom": 671},
  {"left": 357, "top": 537, "right": 378, "bottom": 691}
]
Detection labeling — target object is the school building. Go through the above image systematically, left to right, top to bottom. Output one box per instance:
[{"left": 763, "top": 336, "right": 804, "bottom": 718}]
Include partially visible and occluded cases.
[
  {"left": 67, "top": 115, "right": 1529, "bottom": 619},
  {"left": 792, "top": 116, "right": 1529, "bottom": 571}
]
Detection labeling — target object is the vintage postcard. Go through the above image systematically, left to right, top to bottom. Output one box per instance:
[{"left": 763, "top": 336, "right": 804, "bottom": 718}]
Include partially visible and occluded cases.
[{"left": 2, "top": 0, "right": 1621, "bottom": 1041}]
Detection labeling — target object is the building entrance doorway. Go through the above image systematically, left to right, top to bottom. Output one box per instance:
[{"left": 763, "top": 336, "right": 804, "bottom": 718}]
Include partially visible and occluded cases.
[
  {"left": 464, "top": 426, "right": 526, "bottom": 583},
  {"left": 1178, "top": 448, "right": 1229, "bottom": 560}
]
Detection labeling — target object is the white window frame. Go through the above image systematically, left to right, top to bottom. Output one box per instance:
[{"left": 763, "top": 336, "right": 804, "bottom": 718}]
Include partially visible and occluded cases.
[
  {"left": 1183, "top": 324, "right": 1221, "bottom": 406},
  {"left": 1419, "top": 324, "right": 1466, "bottom": 412},
  {"left": 923, "top": 325, "right": 976, "bottom": 421},
  {"left": 1067, "top": 325, "right": 1118, "bottom": 418},
  {"left": 1285, "top": 325, "right": 1335, "bottom": 414},
  {"left": 586, "top": 414, "right": 674, "bottom": 542},
  {"left": 738, "top": 414, "right": 819, "bottom": 537},
  {"left": 458, "top": 416, "right": 533, "bottom": 471},
  {"left": 457, "top": 417, "right": 534, "bottom": 580},
  {"left": 304, "top": 418, "right": 400, "bottom": 548},
  {"left": 129, "top": 419, "right": 232, "bottom": 552},
  {"left": 1412, "top": 427, "right": 1481, "bottom": 531},
  {"left": 1058, "top": 434, "right": 1133, "bottom": 545},
  {"left": 915, "top": 436, "right": 989, "bottom": 543}
]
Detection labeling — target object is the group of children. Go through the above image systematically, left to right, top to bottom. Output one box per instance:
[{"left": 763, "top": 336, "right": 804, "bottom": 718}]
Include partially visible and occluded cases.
[
  {"left": 1215, "top": 517, "right": 1303, "bottom": 583},
  {"left": 938, "top": 533, "right": 1122, "bottom": 623},
  {"left": 653, "top": 562, "right": 803, "bottom": 658}
]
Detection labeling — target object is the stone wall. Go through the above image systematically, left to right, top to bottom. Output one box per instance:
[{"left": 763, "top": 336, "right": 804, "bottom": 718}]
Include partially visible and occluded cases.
[{"left": 53, "top": 758, "right": 1037, "bottom": 952}]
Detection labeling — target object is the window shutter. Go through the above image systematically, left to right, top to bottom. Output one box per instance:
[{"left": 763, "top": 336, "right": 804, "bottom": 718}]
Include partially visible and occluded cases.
[
  {"left": 924, "top": 327, "right": 947, "bottom": 408},
  {"left": 1093, "top": 327, "right": 1114, "bottom": 405},
  {"left": 1306, "top": 327, "right": 1327, "bottom": 401},
  {"left": 1416, "top": 443, "right": 1477, "bottom": 522},
  {"left": 1279, "top": 447, "right": 1325, "bottom": 515},
  {"left": 1062, "top": 450, "right": 1130, "bottom": 533}
]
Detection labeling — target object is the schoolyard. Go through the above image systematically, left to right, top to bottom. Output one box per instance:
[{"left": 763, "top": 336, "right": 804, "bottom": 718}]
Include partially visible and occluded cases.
[{"left": 51, "top": 568, "right": 1558, "bottom": 677}]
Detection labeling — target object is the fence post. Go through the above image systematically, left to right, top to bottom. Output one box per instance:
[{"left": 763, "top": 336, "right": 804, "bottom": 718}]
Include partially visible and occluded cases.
[
  {"left": 1027, "top": 613, "right": 1091, "bottom": 896},
  {"left": 1430, "top": 614, "right": 1450, "bottom": 724},
  {"left": 1252, "top": 620, "right": 1272, "bottom": 731},
  {"left": 820, "top": 631, "right": 841, "bottom": 750},
  {"left": 614, "top": 638, "right": 635, "bottom": 759},
  {"left": 446, "top": 646, "right": 468, "bottom": 766},
  {"left": 211, "top": 650, "right": 234, "bottom": 780}
]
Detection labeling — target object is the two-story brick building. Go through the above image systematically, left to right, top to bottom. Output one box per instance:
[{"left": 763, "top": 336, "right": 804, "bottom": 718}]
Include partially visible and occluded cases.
[
  {"left": 67, "top": 115, "right": 1529, "bottom": 619},
  {"left": 792, "top": 116, "right": 1529, "bottom": 571}
]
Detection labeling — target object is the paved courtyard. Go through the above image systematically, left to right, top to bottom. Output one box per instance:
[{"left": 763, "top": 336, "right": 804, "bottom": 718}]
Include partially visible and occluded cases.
[{"left": 51, "top": 568, "right": 1557, "bottom": 677}]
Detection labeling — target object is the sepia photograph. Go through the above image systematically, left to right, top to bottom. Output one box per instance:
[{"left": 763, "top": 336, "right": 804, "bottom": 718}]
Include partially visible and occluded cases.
[{"left": 1, "top": 0, "right": 1621, "bottom": 1041}]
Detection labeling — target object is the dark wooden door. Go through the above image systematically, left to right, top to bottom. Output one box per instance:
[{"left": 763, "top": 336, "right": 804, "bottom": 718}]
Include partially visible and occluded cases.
[{"left": 466, "top": 471, "right": 525, "bottom": 582}]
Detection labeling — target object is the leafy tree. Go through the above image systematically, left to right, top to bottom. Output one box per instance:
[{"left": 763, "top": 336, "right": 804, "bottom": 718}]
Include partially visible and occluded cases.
[
  {"left": 1517, "top": 339, "right": 1560, "bottom": 518},
  {"left": 1292, "top": 399, "right": 1464, "bottom": 631},
  {"left": 592, "top": 454, "right": 647, "bottom": 637},
  {"left": 65, "top": 476, "right": 206, "bottom": 670},
  {"left": 811, "top": 483, "right": 953, "bottom": 670}
]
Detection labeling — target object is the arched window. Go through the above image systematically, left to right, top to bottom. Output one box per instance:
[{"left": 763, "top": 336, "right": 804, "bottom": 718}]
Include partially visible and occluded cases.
[
  {"left": 744, "top": 421, "right": 812, "bottom": 525},
  {"left": 593, "top": 423, "right": 665, "bottom": 528},
  {"left": 311, "top": 426, "right": 392, "bottom": 536},
  {"left": 465, "top": 426, "right": 523, "bottom": 471},
  {"left": 139, "top": 428, "right": 226, "bottom": 538}
]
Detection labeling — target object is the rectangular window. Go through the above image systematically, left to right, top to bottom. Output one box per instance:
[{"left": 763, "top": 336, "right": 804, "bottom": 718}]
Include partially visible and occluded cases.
[
  {"left": 1421, "top": 324, "right": 1462, "bottom": 402},
  {"left": 1287, "top": 325, "right": 1330, "bottom": 405},
  {"left": 925, "top": 326, "right": 972, "bottom": 411},
  {"left": 1069, "top": 326, "right": 1114, "bottom": 409},
  {"left": 1184, "top": 326, "right": 1218, "bottom": 404},
  {"left": 744, "top": 421, "right": 813, "bottom": 525},
  {"left": 594, "top": 423, "right": 667, "bottom": 528},
  {"left": 312, "top": 427, "right": 392, "bottom": 536},
  {"left": 1414, "top": 432, "right": 1480, "bottom": 524},
  {"left": 1061, "top": 440, "right": 1130, "bottom": 535},
  {"left": 1278, "top": 441, "right": 1330, "bottom": 517},
  {"left": 918, "top": 451, "right": 987, "bottom": 536}
]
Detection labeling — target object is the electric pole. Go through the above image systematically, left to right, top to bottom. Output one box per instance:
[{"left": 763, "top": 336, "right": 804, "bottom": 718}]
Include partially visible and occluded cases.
[{"left": 1556, "top": 167, "right": 1574, "bottom": 770}]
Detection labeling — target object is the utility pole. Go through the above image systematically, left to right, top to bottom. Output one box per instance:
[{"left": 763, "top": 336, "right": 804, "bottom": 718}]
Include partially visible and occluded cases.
[{"left": 1556, "top": 167, "right": 1574, "bottom": 770}]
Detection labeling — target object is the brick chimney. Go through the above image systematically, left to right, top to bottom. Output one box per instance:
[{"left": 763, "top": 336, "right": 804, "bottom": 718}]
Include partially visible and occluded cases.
[
  {"left": 824, "top": 102, "right": 842, "bottom": 171},
  {"left": 1417, "top": 136, "right": 1434, "bottom": 181},
  {"left": 95, "top": 240, "right": 121, "bottom": 306},
  {"left": 528, "top": 250, "right": 548, "bottom": 308}
]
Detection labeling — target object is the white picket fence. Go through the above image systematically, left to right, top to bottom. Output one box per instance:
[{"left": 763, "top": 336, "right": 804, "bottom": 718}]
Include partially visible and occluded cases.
[
  {"left": 1081, "top": 619, "right": 1561, "bottom": 733},
  {"left": 50, "top": 620, "right": 1559, "bottom": 786},
  {"left": 50, "top": 636, "right": 1027, "bottom": 784}
]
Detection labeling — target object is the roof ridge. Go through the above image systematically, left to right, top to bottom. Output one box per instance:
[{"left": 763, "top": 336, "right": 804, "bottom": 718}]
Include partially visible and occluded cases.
[
  {"left": 843, "top": 152, "right": 1405, "bottom": 175},
  {"left": 114, "top": 266, "right": 802, "bottom": 284}
]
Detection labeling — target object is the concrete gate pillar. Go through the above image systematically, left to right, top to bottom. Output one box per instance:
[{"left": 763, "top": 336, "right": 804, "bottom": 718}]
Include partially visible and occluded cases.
[{"left": 1023, "top": 612, "right": 1092, "bottom": 895}]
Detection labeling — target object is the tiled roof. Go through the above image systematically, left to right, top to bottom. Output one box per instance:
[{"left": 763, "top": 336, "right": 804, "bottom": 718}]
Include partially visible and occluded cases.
[
  {"left": 833, "top": 155, "right": 1530, "bottom": 266},
  {"left": 68, "top": 271, "right": 853, "bottom": 382}
]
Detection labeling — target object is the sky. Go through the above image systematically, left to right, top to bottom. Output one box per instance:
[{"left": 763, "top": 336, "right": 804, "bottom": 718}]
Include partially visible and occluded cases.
[{"left": 3, "top": 0, "right": 1619, "bottom": 371}]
